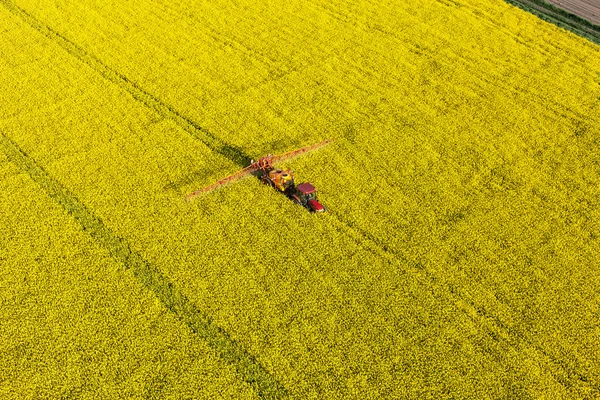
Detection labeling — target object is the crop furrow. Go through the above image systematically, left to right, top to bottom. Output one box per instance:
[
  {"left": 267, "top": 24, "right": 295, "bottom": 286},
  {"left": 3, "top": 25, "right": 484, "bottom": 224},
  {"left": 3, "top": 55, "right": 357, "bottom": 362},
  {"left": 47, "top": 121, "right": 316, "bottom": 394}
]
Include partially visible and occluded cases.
[
  {"left": 0, "top": 0, "right": 252, "bottom": 169},
  {"left": 0, "top": 131, "right": 289, "bottom": 400},
  {"left": 328, "top": 209, "right": 600, "bottom": 396}
]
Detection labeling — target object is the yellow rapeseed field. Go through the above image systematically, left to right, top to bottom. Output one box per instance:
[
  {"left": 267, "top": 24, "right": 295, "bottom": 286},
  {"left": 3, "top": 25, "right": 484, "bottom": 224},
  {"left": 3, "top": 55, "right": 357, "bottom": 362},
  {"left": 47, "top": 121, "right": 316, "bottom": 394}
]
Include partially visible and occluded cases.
[
  {"left": 1, "top": 0, "right": 599, "bottom": 398},
  {"left": 0, "top": 153, "right": 257, "bottom": 399}
]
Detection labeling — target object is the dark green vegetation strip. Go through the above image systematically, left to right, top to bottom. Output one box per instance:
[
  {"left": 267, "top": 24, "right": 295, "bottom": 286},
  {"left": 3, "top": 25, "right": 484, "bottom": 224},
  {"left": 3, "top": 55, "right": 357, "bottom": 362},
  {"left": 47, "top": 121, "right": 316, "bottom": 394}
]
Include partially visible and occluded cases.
[
  {"left": 0, "top": 0, "right": 251, "bottom": 168},
  {"left": 504, "top": 0, "right": 600, "bottom": 45},
  {"left": 0, "top": 131, "right": 288, "bottom": 400},
  {"left": 328, "top": 209, "right": 600, "bottom": 395}
]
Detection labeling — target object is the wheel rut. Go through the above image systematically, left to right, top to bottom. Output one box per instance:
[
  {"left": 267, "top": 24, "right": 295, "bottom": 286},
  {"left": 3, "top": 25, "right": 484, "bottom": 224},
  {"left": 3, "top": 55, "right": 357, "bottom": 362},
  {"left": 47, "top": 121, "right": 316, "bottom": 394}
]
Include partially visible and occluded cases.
[
  {"left": 0, "top": 0, "right": 252, "bottom": 169},
  {"left": 0, "top": 131, "right": 289, "bottom": 400},
  {"left": 328, "top": 209, "right": 600, "bottom": 397}
]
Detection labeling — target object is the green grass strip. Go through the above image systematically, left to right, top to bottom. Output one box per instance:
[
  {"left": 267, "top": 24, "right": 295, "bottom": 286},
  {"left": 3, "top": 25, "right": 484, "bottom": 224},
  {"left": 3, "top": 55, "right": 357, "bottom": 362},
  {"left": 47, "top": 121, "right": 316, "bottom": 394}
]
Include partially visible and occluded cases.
[
  {"left": 0, "top": 0, "right": 252, "bottom": 168},
  {"left": 504, "top": 0, "right": 600, "bottom": 45},
  {"left": 0, "top": 131, "right": 289, "bottom": 400}
]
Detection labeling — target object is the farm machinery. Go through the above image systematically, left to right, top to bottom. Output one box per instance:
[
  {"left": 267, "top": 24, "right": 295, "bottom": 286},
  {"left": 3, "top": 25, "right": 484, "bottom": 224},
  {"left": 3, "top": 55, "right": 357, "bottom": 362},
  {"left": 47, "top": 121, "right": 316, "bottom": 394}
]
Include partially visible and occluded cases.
[{"left": 185, "top": 139, "right": 332, "bottom": 213}]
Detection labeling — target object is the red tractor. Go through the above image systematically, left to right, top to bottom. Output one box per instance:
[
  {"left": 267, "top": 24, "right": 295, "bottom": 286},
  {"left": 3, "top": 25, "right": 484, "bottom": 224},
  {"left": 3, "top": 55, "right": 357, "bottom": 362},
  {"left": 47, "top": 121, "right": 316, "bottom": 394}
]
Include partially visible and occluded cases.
[
  {"left": 186, "top": 139, "right": 331, "bottom": 213},
  {"left": 252, "top": 155, "right": 325, "bottom": 213}
]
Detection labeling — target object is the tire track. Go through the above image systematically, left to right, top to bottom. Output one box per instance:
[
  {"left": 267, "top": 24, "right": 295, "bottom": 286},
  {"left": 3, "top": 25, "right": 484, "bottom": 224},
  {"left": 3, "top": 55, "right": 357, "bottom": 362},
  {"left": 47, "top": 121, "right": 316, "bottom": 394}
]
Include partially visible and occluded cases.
[
  {"left": 0, "top": 0, "right": 252, "bottom": 169},
  {"left": 272, "top": 9, "right": 599, "bottom": 390},
  {"left": 0, "top": 131, "right": 289, "bottom": 400},
  {"left": 327, "top": 209, "right": 600, "bottom": 396}
]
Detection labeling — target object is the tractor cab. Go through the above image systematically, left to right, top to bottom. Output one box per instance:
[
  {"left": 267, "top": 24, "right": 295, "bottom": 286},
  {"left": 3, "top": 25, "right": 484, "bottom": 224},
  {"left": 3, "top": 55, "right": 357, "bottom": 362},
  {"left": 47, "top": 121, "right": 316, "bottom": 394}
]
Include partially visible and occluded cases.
[{"left": 295, "top": 182, "right": 325, "bottom": 212}]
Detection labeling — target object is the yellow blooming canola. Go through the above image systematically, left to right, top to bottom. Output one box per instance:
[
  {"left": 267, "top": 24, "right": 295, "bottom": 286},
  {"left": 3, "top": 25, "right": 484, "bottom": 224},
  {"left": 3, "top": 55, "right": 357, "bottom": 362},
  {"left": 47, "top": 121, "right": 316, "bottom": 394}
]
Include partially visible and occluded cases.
[
  {"left": 1, "top": 0, "right": 599, "bottom": 398},
  {"left": 0, "top": 155, "right": 257, "bottom": 399}
]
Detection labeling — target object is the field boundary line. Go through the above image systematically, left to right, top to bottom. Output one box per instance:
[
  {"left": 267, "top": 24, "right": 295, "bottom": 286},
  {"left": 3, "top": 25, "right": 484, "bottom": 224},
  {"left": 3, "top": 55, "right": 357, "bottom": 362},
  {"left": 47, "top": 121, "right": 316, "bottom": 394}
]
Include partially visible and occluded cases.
[
  {"left": 0, "top": 0, "right": 252, "bottom": 169},
  {"left": 504, "top": 0, "right": 600, "bottom": 45},
  {"left": 0, "top": 131, "right": 289, "bottom": 400},
  {"left": 328, "top": 210, "right": 600, "bottom": 397}
]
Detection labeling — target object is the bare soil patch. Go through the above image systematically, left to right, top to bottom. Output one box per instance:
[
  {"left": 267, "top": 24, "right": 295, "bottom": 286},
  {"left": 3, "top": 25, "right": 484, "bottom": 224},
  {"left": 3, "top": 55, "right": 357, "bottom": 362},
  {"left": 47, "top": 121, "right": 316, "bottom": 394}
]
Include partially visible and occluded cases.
[{"left": 545, "top": 0, "right": 600, "bottom": 25}]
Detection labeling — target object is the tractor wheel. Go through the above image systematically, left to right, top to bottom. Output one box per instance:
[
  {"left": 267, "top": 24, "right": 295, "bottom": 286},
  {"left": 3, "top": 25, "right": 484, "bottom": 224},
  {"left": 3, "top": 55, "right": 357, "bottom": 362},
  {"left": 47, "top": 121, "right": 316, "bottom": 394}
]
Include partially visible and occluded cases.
[{"left": 290, "top": 194, "right": 302, "bottom": 206}]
